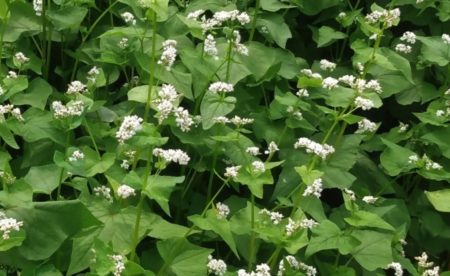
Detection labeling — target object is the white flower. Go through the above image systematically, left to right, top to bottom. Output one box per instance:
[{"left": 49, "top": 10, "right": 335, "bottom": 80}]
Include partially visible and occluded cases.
[
  {"left": 33, "top": 0, "right": 42, "bottom": 16},
  {"left": 416, "top": 0, "right": 424, "bottom": 3},
  {"left": 385, "top": 8, "right": 401, "bottom": 27},
  {"left": 187, "top": 9, "right": 205, "bottom": 20},
  {"left": 365, "top": 10, "right": 384, "bottom": 24},
  {"left": 121, "top": 12, "right": 136, "bottom": 25},
  {"left": 236, "top": 12, "right": 251, "bottom": 25},
  {"left": 233, "top": 30, "right": 249, "bottom": 56},
  {"left": 400, "top": 31, "right": 416, "bottom": 44},
  {"left": 204, "top": 34, "right": 219, "bottom": 59},
  {"left": 442, "top": 34, "right": 450, "bottom": 45},
  {"left": 118, "top": 37, "right": 129, "bottom": 49},
  {"left": 158, "top": 40, "right": 177, "bottom": 71},
  {"left": 395, "top": 43, "right": 412, "bottom": 54},
  {"left": 14, "top": 52, "right": 30, "bottom": 64},
  {"left": 319, "top": 59, "right": 336, "bottom": 71},
  {"left": 87, "top": 66, "right": 100, "bottom": 82},
  {"left": 301, "top": 69, "right": 322, "bottom": 79},
  {"left": 7, "top": 71, "right": 18, "bottom": 79},
  {"left": 322, "top": 77, "right": 339, "bottom": 90},
  {"left": 67, "top": 80, "right": 87, "bottom": 94},
  {"left": 365, "top": 80, "right": 382, "bottom": 93},
  {"left": 208, "top": 82, "right": 234, "bottom": 93},
  {"left": 0, "top": 85, "right": 4, "bottom": 96},
  {"left": 296, "top": 88, "right": 309, "bottom": 97},
  {"left": 354, "top": 96, "right": 375, "bottom": 110},
  {"left": 52, "top": 100, "right": 84, "bottom": 118},
  {"left": 174, "top": 107, "right": 194, "bottom": 132},
  {"left": 10, "top": 108, "right": 24, "bottom": 121},
  {"left": 436, "top": 109, "right": 445, "bottom": 117},
  {"left": 116, "top": 115, "right": 143, "bottom": 144},
  {"left": 213, "top": 116, "right": 230, "bottom": 124},
  {"left": 230, "top": 116, "right": 254, "bottom": 126},
  {"left": 356, "top": 118, "right": 378, "bottom": 134},
  {"left": 398, "top": 122, "right": 409, "bottom": 133},
  {"left": 294, "top": 137, "right": 335, "bottom": 159},
  {"left": 264, "top": 141, "right": 279, "bottom": 155},
  {"left": 246, "top": 147, "right": 260, "bottom": 156},
  {"left": 153, "top": 148, "right": 190, "bottom": 165},
  {"left": 68, "top": 150, "right": 84, "bottom": 162},
  {"left": 408, "top": 154, "right": 419, "bottom": 163},
  {"left": 422, "top": 154, "right": 443, "bottom": 170},
  {"left": 120, "top": 160, "right": 130, "bottom": 170},
  {"left": 251, "top": 161, "right": 265, "bottom": 174},
  {"left": 224, "top": 165, "right": 241, "bottom": 180},
  {"left": 303, "top": 178, "right": 323, "bottom": 198},
  {"left": 117, "top": 184, "right": 135, "bottom": 199},
  {"left": 93, "top": 186, "right": 112, "bottom": 202},
  {"left": 344, "top": 188, "right": 356, "bottom": 200},
  {"left": 362, "top": 196, "right": 378, "bottom": 204},
  {"left": 216, "top": 202, "right": 230, "bottom": 219},
  {"left": 259, "top": 209, "right": 284, "bottom": 225},
  {"left": 0, "top": 212, "right": 23, "bottom": 240},
  {"left": 285, "top": 218, "right": 300, "bottom": 236},
  {"left": 300, "top": 218, "right": 318, "bottom": 229},
  {"left": 415, "top": 252, "right": 434, "bottom": 268},
  {"left": 110, "top": 255, "right": 126, "bottom": 276},
  {"left": 207, "top": 255, "right": 227, "bottom": 276},
  {"left": 277, "top": 256, "right": 300, "bottom": 276},
  {"left": 387, "top": 262, "right": 403, "bottom": 276},
  {"left": 255, "top": 263, "right": 271, "bottom": 276},
  {"left": 299, "top": 263, "right": 317, "bottom": 276},
  {"left": 422, "top": 266, "right": 440, "bottom": 276}
]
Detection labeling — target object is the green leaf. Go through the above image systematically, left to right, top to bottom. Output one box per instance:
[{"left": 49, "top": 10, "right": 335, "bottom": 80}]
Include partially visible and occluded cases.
[
  {"left": 147, "top": 0, "right": 169, "bottom": 22},
  {"left": 260, "top": 0, "right": 293, "bottom": 11},
  {"left": 296, "top": 0, "right": 341, "bottom": 15},
  {"left": 2, "top": 2, "right": 41, "bottom": 42},
  {"left": 46, "top": 6, "right": 88, "bottom": 31},
  {"left": 256, "top": 12, "right": 292, "bottom": 48},
  {"left": 311, "top": 26, "right": 347, "bottom": 47},
  {"left": 417, "top": 36, "right": 450, "bottom": 66},
  {"left": 10, "top": 78, "right": 52, "bottom": 110},
  {"left": 200, "top": 91, "right": 236, "bottom": 129},
  {"left": 0, "top": 124, "right": 19, "bottom": 149},
  {"left": 421, "top": 126, "right": 450, "bottom": 159},
  {"left": 380, "top": 138, "right": 416, "bottom": 176},
  {"left": 23, "top": 164, "right": 62, "bottom": 194},
  {"left": 295, "top": 165, "right": 323, "bottom": 185},
  {"left": 236, "top": 166, "right": 274, "bottom": 198},
  {"left": 143, "top": 175, "right": 185, "bottom": 216},
  {"left": 425, "top": 189, "right": 450, "bottom": 212},
  {"left": 189, "top": 210, "right": 238, "bottom": 257},
  {"left": 345, "top": 210, "right": 395, "bottom": 231},
  {"left": 148, "top": 219, "right": 195, "bottom": 240},
  {"left": 67, "top": 226, "right": 101, "bottom": 275},
  {"left": 0, "top": 229, "right": 26, "bottom": 251},
  {"left": 351, "top": 230, "right": 393, "bottom": 271},
  {"left": 157, "top": 238, "right": 213, "bottom": 276}
]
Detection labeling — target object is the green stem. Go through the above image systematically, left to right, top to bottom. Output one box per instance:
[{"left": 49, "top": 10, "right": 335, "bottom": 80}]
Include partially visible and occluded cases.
[
  {"left": 43, "top": 0, "right": 52, "bottom": 80},
  {"left": 70, "top": 0, "right": 119, "bottom": 81},
  {"left": 248, "top": 0, "right": 260, "bottom": 41},
  {"left": 0, "top": 2, "right": 9, "bottom": 66},
  {"left": 143, "top": 11, "right": 158, "bottom": 122},
  {"left": 225, "top": 37, "right": 234, "bottom": 82},
  {"left": 83, "top": 118, "right": 100, "bottom": 157},
  {"left": 56, "top": 132, "right": 71, "bottom": 200},
  {"left": 248, "top": 194, "right": 256, "bottom": 270}
]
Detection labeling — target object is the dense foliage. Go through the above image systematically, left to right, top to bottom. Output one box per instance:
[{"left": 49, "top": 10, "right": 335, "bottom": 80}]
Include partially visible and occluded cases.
[{"left": 1, "top": 0, "right": 450, "bottom": 275}]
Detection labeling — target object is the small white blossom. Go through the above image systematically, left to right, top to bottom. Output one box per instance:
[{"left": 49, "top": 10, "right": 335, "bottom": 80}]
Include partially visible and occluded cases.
[
  {"left": 33, "top": 0, "right": 43, "bottom": 16},
  {"left": 416, "top": 0, "right": 424, "bottom": 3},
  {"left": 187, "top": 9, "right": 205, "bottom": 20},
  {"left": 365, "top": 10, "right": 384, "bottom": 24},
  {"left": 121, "top": 12, "right": 136, "bottom": 25},
  {"left": 236, "top": 12, "right": 251, "bottom": 25},
  {"left": 400, "top": 31, "right": 416, "bottom": 44},
  {"left": 204, "top": 34, "right": 219, "bottom": 59},
  {"left": 442, "top": 34, "right": 450, "bottom": 45},
  {"left": 118, "top": 37, "right": 129, "bottom": 49},
  {"left": 158, "top": 40, "right": 177, "bottom": 71},
  {"left": 395, "top": 43, "right": 412, "bottom": 54},
  {"left": 14, "top": 52, "right": 30, "bottom": 64},
  {"left": 319, "top": 59, "right": 336, "bottom": 71},
  {"left": 87, "top": 66, "right": 100, "bottom": 82},
  {"left": 301, "top": 69, "right": 323, "bottom": 80},
  {"left": 7, "top": 71, "right": 18, "bottom": 79},
  {"left": 322, "top": 77, "right": 339, "bottom": 90},
  {"left": 67, "top": 80, "right": 87, "bottom": 94},
  {"left": 365, "top": 80, "right": 382, "bottom": 93},
  {"left": 208, "top": 82, "right": 234, "bottom": 93},
  {"left": 0, "top": 85, "right": 4, "bottom": 96},
  {"left": 296, "top": 88, "right": 309, "bottom": 97},
  {"left": 354, "top": 96, "right": 375, "bottom": 110},
  {"left": 52, "top": 100, "right": 84, "bottom": 118},
  {"left": 174, "top": 107, "right": 194, "bottom": 132},
  {"left": 10, "top": 108, "right": 24, "bottom": 121},
  {"left": 436, "top": 109, "right": 445, "bottom": 117},
  {"left": 116, "top": 115, "right": 143, "bottom": 144},
  {"left": 213, "top": 116, "right": 230, "bottom": 124},
  {"left": 230, "top": 116, "right": 254, "bottom": 126},
  {"left": 356, "top": 118, "right": 378, "bottom": 134},
  {"left": 398, "top": 122, "right": 409, "bottom": 133},
  {"left": 294, "top": 137, "right": 335, "bottom": 159},
  {"left": 264, "top": 141, "right": 279, "bottom": 155},
  {"left": 246, "top": 147, "right": 260, "bottom": 156},
  {"left": 153, "top": 148, "right": 190, "bottom": 165},
  {"left": 68, "top": 150, "right": 84, "bottom": 162},
  {"left": 409, "top": 154, "right": 419, "bottom": 163},
  {"left": 422, "top": 154, "right": 443, "bottom": 170},
  {"left": 120, "top": 160, "right": 130, "bottom": 170},
  {"left": 251, "top": 161, "right": 265, "bottom": 174},
  {"left": 224, "top": 165, "right": 241, "bottom": 180},
  {"left": 303, "top": 178, "right": 323, "bottom": 198},
  {"left": 117, "top": 184, "right": 135, "bottom": 199},
  {"left": 93, "top": 186, "right": 112, "bottom": 202},
  {"left": 344, "top": 188, "right": 356, "bottom": 200},
  {"left": 362, "top": 196, "right": 378, "bottom": 204},
  {"left": 215, "top": 202, "right": 230, "bottom": 219},
  {"left": 259, "top": 209, "right": 284, "bottom": 225},
  {"left": 0, "top": 212, "right": 23, "bottom": 240},
  {"left": 285, "top": 218, "right": 300, "bottom": 236},
  {"left": 300, "top": 218, "right": 319, "bottom": 229},
  {"left": 415, "top": 252, "right": 434, "bottom": 268},
  {"left": 110, "top": 255, "right": 126, "bottom": 276},
  {"left": 207, "top": 255, "right": 227, "bottom": 276},
  {"left": 278, "top": 255, "right": 300, "bottom": 276},
  {"left": 387, "top": 262, "right": 403, "bottom": 276},
  {"left": 255, "top": 263, "right": 271, "bottom": 276},
  {"left": 299, "top": 263, "right": 317, "bottom": 276},
  {"left": 422, "top": 266, "right": 440, "bottom": 276}
]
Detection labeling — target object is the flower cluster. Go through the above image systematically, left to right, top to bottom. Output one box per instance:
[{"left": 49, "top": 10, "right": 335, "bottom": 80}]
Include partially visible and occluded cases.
[
  {"left": 33, "top": 0, "right": 42, "bottom": 16},
  {"left": 365, "top": 8, "right": 401, "bottom": 27},
  {"left": 187, "top": 9, "right": 250, "bottom": 34},
  {"left": 121, "top": 12, "right": 136, "bottom": 25},
  {"left": 232, "top": 30, "right": 249, "bottom": 56},
  {"left": 396, "top": 31, "right": 416, "bottom": 54},
  {"left": 204, "top": 34, "right": 218, "bottom": 59},
  {"left": 442, "top": 34, "right": 450, "bottom": 45},
  {"left": 118, "top": 38, "right": 129, "bottom": 49},
  {"left": 158, "top": 40, "right": 177, "bottom": 71},
  {"left": 14, "top": 52, "right": 30, "bottom": 64},
  {"left": 319, "top": 59, "right": 336, "bottom": 71},
  {"left": 87, "top": 66, "right": 100, "bottom": 82},
  {"left": 301, "top": 69, "right": 322, "bottom": 79},
  {"left": 338, "top": 75, "right": 382, "bottom": 94},
  {"left": 322, "top": 77, "right": 339, "bottom": 90},
  {"left": 66, "top": 80, "right": 87, "bottom": 94},
  {"left": 208, "top": 82, "right": 234, "bottom": 93},
  {"left": 153, "top": 84, "right": 180, "bottom": 123},
  {"left": 296, "top": 88, "right": 309, "bottom": 97},
  {"left": 354, "top": 96, "right": 375, "bottom": 111},
  {"left": 52, "top": 101, "right": 84, "bottom": 118},
  {"left": 0, "top": 104, "right": 24, "bottom": 122},
  {"left": 173, "top": 107, "right": 194, "bottom": 132},
  {"left": 115, "top": 115, "right": 143, "bottom": 144},
  {"left": 213, "top": 115, "right": 254, "bottom": 127},
  {"left": 356, "top": 118, "right": 378, "bottom": 134},
  {"left": 294, "top": 137, "right": 335, "bottom": 159},
  {"left": 264, "top": 141, "right": 279, "bottom": 155},
  {"left": 246, "top": 147, "right": 260, "bottom": 156},
  {"left": 153, "top": 148, "right": 190, "bottom": 165},
  {"left": 68, "top": 150, "right": 84, "bottom": 162},
  {"left": 408, "top": 154, "right": 443, "bottom": 170},
  {"left": 251, "top": 161, "right": 265, "bottom": 174},
  {"left": 224, "top": 165, "right": 241, "bottom": 180},
  {"left": 303, "top": 178, "right": 323, "bottom": 198},
  {"left": 117, "top": 184, "right": 135, "bottom": 199},
  {"left": 93, "top": 186, "right": 112, "bottom": 202},
  {"left": 362, "top": 195, "right": 378, "bottom": 204},
  {"left": 215, "top": 202, "right": 230, "bottom": 219},
  {"left": 259, "top": 209, "right": 284, "bottom": 225},
  {"left": 0, "top": 212, "right": 23, "bottom": 240},
  {"left": 285, "top": 218, "right": 300, "bottom": 236},
  {"left": 299, "top": 218, "right": 319, "bottom": 229},
  {"left": 415, "top": 252, "right": 434, "bottom": 268},
  {"left": 110, "top": 255, "right": 126, "bottom": 276},
  {"left": 207, "top": 255, "right": 227, "bottom": 276},
  {"left": 277, "top": 256, "right": 317, "bottom": 276},
  {"left": 386, "top": 262, "right": 403, "bottom": 276},
  {"left": 238, "top": 263, "right": 271, "bottom": 276}
]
